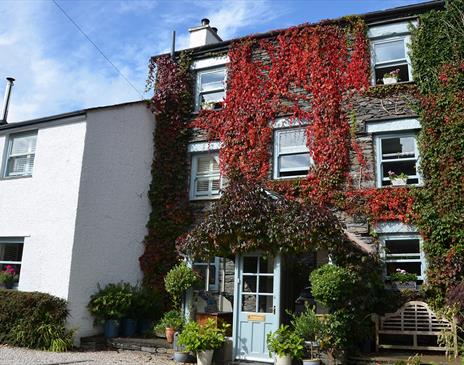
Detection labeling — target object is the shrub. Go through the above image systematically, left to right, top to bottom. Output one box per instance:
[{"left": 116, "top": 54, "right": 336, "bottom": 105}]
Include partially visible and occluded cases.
[
  {"left": 164, "top": 262, "right": 199, "bottom": 309},
  {"left": 310, "top": 264, "right": 359, "bottom": 310},
  {"left": 87, "top": 282, "right": 134, "bottom": 323},
  {"left": 129, "top": 286, "right": 162, "bottom": 320},
  {"left": 0, "top": 289, "right": 73, "bottom": 351},
  {"left": 287, "top": 305, "right": 321, "bottom": 341},
  {"left": 177, "top": 319, "right": 228, "bottom": 352},
  {"left": 266, "top": 325, "right": 304, "bottom": 359}
]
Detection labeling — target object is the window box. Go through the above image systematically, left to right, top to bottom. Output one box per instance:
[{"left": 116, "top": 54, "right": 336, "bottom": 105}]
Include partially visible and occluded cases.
[
  {"left": 274, "top": 128, "right": 312, "bottom": 179},
  {"left": 3, "top": 131, "right": 38, "bottom": 178},
  {"left": 391, "top": 281, "right": 417, "bottom": 291}
]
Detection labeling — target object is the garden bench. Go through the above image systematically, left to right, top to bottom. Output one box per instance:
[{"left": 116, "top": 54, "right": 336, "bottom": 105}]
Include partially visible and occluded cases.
[{"left": 374, "top": 301, "right": 458, "bottom": 357}]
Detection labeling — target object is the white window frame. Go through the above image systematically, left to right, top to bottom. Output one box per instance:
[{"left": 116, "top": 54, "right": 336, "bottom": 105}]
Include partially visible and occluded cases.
[
  {"left": 195, "top": 67, "right": 226, "bottom": 111},
  {"left": 273, "top": 127, "right": 312, "bottom": 180},
  {"left": 2, "top": 131, "right": 38, "bottom": 178},
  {"left": 375, "top": 132, "right": 421, "bottom": 187},
  {"left": 190, "top": 152, "right": 222, "bottom": 200},
  {"left": 379, "top": 233, "right": 426, "bottom": 281},
  {"left": 0, "top": 237, "right": 24, "bottom": 287},
  {"left": 192, "top": 257, "right": 220, "bottom": 291}
]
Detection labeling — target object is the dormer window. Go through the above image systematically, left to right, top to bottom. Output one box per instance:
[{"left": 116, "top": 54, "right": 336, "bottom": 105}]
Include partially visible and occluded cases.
[
  {"left": 369, "top": 21, "right": 416, "bottom": 85},
  {"left": 195, "top": 68, "right": 226, "bottom": 111}
]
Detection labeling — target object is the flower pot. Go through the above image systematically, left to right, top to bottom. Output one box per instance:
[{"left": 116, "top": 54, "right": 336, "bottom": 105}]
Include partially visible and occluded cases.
[
  {"left": 383, "top": 77, "right": 398, "bottom": 85},
  {"left": 391, "top": 178, "right": 407, "bottom": 186},
  {"left": 392, "top": 281, "right": 417, "bottom": 291},
  {"left": 4, "top": 282, "right": 14, "bottom": 289},
  {"left": 121, "top": 318, "right": 137, "bottom": 337},
  {"left": 137, "top": 318, "right": 153, "bottom": 335},
  {"left": 104, "top": 319, "right": 120, "bottom": 338},
  {"left": 165, "top": 327, "right": 176, "bottom": 343},
  {"left": 197, "top": 350, "right": 214, "bottom": 365},
  {"left": 174, "top": 351, "right": 196, "bottom": 363},
  {"left": 274, "top": 354, "right": 292, "bottom": 365},
  {"left": 303, "top": 359, "right": 321, "bottom": 365}
]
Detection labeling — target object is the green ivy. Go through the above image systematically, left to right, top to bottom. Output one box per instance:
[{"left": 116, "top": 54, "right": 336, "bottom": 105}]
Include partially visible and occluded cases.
[{"left": 409, "top": 0, "right": 464, "bottom": 306}]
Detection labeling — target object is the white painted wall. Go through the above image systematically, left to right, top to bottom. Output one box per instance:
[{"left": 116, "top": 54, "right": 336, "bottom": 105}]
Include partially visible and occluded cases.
[
  {"left": 66, "top": 102, "right": 154, "bottom": 340},
  {"left": 0, "top": 117, "right": 87, "bottom": 298}
]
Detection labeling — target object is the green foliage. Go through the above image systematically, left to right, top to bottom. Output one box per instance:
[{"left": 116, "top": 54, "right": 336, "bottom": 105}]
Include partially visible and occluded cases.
[
  {"left": 409, "top": 0, "right": 464, "bottom": 306},
  {"left": 409, "top": 1, "right": 464, "bottom": 94},
  {"left": 164, "top": 262, "right": 199, "bottom": 308},
  {"left": 310, "top": 265, "right": 359, "bottom": 310},
  {"left": 390, "top": 269, "right": 417, "bottom": 283},
  {"left": 87, "top": 282, "right": 134, "bottom": 322},
  {"left": 129, "top": 286, "right": 162, "bottom": 320},
  {"left": 0, "top": 289, "right": 73, "bottom": 351},
  {"left": 286, "top": 305, "right": 321, "bottom": 341},
  {"left": 154, "top": 310, "right": 184, "bottom": 331},
  {"left": 318, "top": 310, "right": 354, "bottom": 357},
  {"left": 177, "top": 319, "right": 228, "bottom": 352},
  {"left": 266, "top": 325, "right": 304, "bottom": 359}
]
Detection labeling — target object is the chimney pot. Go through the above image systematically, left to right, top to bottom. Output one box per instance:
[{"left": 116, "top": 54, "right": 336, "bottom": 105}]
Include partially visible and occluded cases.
[
  {"left": 201, "top": 18, "right": 210, "bottom": 26},
  {"left": 211, "top": 27, "right": 218, "bottom": 33},
  {"left": 0, "top": 77, "right": 15, "bottom": 125}
]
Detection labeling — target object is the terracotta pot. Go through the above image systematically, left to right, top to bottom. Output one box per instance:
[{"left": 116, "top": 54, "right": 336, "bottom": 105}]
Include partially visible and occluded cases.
[{"left": 165, "top": 327, "right": 176, "bottom": 343}]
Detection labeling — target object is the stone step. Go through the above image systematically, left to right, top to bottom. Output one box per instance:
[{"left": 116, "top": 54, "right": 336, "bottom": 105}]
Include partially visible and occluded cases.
[{"left": 107, "top": 337, "right": 174, "bottom": 354}]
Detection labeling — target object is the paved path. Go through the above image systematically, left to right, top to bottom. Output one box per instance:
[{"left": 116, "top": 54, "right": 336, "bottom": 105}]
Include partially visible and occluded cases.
[{"left": 0, "top": 346, "right": 175, "bottom": 365}]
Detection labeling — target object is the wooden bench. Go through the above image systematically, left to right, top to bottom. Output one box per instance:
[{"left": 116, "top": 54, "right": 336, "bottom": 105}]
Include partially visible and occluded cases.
[{"left": 374, "top": 301, "right": 458, "bottom": 357}]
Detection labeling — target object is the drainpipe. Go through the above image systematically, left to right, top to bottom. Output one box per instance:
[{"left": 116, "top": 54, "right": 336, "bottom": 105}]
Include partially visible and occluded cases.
[
  {"left": 171, "top": 30, "right": 176, "bottom": 60},
  {"left": 0, "top": 77, "right": 15, "bottom": 125}
]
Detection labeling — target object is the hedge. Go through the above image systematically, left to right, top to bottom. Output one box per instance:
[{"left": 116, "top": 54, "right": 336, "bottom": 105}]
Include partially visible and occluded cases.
[{"left": 0, "top": 289, "right": 74, "bottom": 351}]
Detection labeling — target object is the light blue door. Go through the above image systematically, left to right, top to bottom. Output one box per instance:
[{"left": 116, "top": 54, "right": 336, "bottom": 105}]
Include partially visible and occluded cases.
[{"left": 233, "top": 254, "right": 281, "bottom": 362}]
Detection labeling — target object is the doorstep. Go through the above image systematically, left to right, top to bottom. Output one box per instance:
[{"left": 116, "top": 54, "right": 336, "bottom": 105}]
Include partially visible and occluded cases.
[{"left": 107, "top": 337, "right": 174, "bottom": 354}]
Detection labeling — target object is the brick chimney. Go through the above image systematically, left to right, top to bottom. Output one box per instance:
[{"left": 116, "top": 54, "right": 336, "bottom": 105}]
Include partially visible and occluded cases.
[{"left": 188, "top": 18, "right": 222, "bottom": 48}]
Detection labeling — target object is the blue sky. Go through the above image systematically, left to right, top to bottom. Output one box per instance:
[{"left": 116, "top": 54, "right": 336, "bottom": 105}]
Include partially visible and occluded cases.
[{"left": 0, "top": 0, "right": 424, "bottom": 122}]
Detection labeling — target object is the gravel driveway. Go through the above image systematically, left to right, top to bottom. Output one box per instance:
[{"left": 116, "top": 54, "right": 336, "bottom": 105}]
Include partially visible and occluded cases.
[{"left": 0, "top": 346, "right": 175, "bottom": 365}]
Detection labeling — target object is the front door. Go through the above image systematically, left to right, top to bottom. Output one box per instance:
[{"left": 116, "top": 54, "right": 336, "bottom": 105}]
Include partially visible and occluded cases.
[{"left": 233, "top": 254, "right": 281, "bottom": 362}]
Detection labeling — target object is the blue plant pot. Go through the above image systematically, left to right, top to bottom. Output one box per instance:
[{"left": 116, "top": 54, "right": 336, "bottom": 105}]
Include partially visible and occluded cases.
[
  {"left": 121, "top": 318, "right": 137, "bottom": 337},
  {"left": 104, "top": 319, "right": 120, "bottom": 338},
  {"left": 137, "top": 319, "right": 153, "bottom": 335}
]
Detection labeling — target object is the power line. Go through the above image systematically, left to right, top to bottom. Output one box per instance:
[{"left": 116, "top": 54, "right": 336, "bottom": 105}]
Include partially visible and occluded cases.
[{"left": 52, "top": 0, "right": 144, "bottom": 99}]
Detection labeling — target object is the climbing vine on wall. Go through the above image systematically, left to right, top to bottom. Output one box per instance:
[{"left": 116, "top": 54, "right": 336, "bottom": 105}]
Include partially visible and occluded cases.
[
  {"left": 409, "top": 0, "right": 464, "bottom": 305},
  {"left": 194, "top": 19, "right": 371, "bottom": 205},
  {"left": 140, "top": 53, "right": 192, "bottom": 293}
]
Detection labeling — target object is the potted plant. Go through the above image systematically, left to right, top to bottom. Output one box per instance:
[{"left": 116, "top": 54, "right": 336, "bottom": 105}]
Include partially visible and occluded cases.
[
  {"left": 383, "top": 69, "right": 400, "bottom": 84},
  {"left": 388, "top": 171, "right": 409, "bottom": 186},
  {"left": 165, "top": 262, "right": 200, "bottom": 310},
  {"left": 0, "top": 265, "right": 18, "bottom": 289},
  {"left": 390, "top": 268, "right": 417, "bottom": 290},
  {"left": 87, "top": 282, "right": 133, "bottom": 338},
  {"left": 132, "top": 286, "right": 162, "bottom": 335},
  {"left": 288, "top": 306, "right": 322, "bottom": 365},
  {"left": 155, "top": 310, "right": 184, "bottom": 343},
  {"left": 177, "top": 319, "right": 228, "bottom": 365},
  {"left": 266, "top": 325, "right": 304, "bottom": 365}
]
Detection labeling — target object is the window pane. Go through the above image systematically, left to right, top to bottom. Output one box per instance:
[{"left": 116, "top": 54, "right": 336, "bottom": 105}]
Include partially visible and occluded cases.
[
  {"left": 374, "top": 40, "right": 405, "bottom": 63},
  {"left": 375, "top": 64, "right": 410, "bottom": 83},
  {"left": 200, "top": 70, "right": 225, "bottom": 92},
  {"left": 200, "top": 91, "right": 225, "bottom": 104},
  {"left": 279, "top": 129, "right": 307, "bottom": 152},
  {"left": 11, "top": 134, "right": 36, "bottom": 155},
  {"left": 381, "top": 137, "right": 415, "bottom": 160},
  {"left": 279, "top": 153, "right": 310, "bottom": 173},
  {"left": 6, "top": 155, "right": 35, "bottom": 177},
  {"left": 382, "top": 161, "right": 417, "bottom": 179},
  {"left": 195, "top": 178, "right": 210, "bottom": 193},
  {"left": 211, "top": 178, "right": 221, "bottom": 192},
  {"left": 385, "top": 239, "right": 420, "bottom": 254},
  {"left": 0, "top": 243, "right": 23, "bottom": 262},
  {"left": 244, "top": 256, "right": 258, "bottom": 273},
  {"left": 259, "top": 256, "right": 274, "bottom": 273},
  {"left": 386, "top": 262, "right": 421, "bottom": 277},
  {"left": 192, "top": 265, "right": 216, "bottom": 286},
  {"left": 243, "top": 275, "right": 257, "bottom": 293},
  {"left": 259, "top": 276, "right": 273, "bottom": 294},
  {"left": 242, "top": 294, "right": 257, "bottom": 312},
  {"left": 258, "top": 295, "right": 273, "bottom": 313}
]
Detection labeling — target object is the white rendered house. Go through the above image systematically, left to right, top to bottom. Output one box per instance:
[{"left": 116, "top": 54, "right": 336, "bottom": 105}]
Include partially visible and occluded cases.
[{"left": 0, "top": 101, "right": 154, "bottom": 343}]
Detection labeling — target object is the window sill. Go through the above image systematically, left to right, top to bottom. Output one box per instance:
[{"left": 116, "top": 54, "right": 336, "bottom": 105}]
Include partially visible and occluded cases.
[
  {"left": 370, "top": 80, "right": 415, "bottom": 88},
  {"left": 0, "top": 175, "right": 33, "bottom": 181},
  {"left": 273, "top": 175, "right": 308, "bottom": 181},
  {"left": 376, "top": 183, "right": 422, "bottom": 189},
  {"left": 190, "top": 195, "right": 221, "bottom": 201}
]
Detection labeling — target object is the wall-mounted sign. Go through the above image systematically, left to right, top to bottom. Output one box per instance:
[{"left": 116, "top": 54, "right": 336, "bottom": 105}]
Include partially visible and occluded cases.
[{"left": 247, "top": 314, "right": 265, "bottom": 321}]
